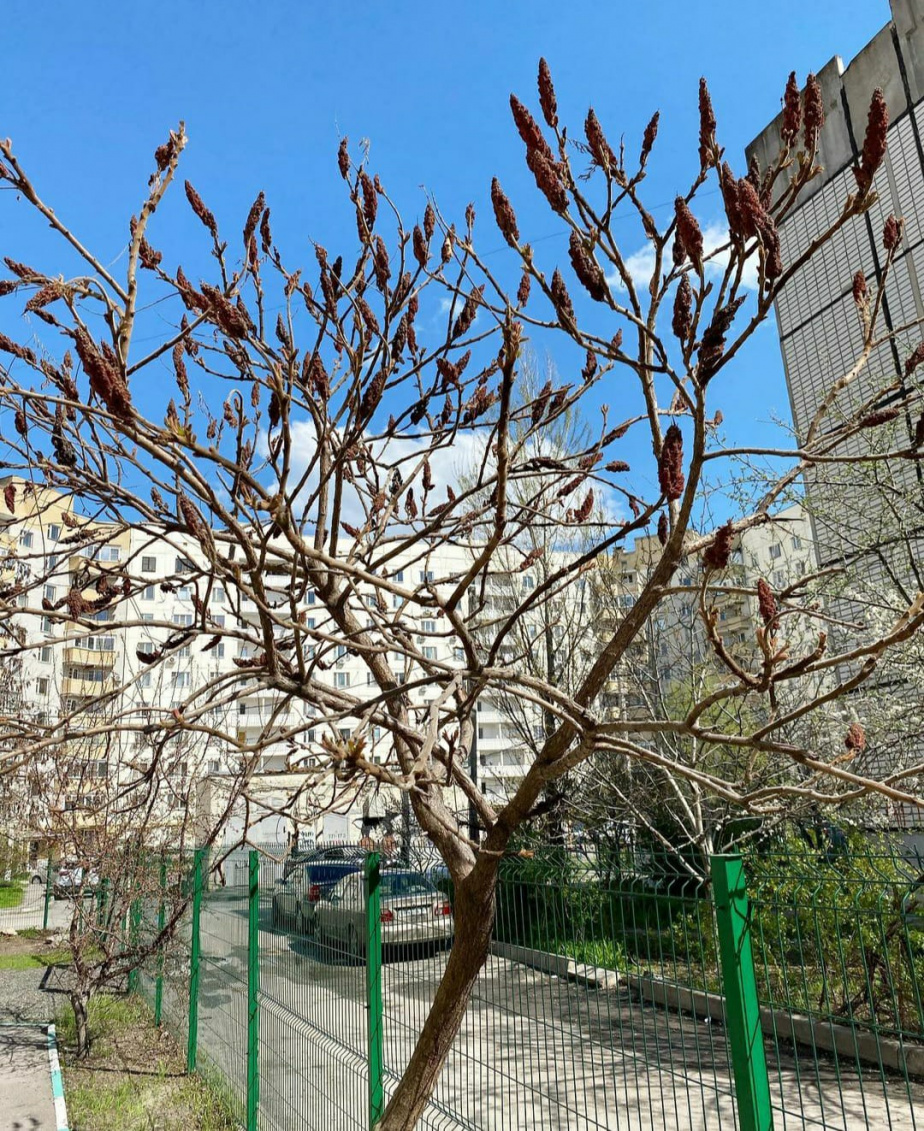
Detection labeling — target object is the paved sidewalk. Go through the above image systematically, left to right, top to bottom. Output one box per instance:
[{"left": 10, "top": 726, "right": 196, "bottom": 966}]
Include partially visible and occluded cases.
[{"left": 0, "top": 1025, "right": 59, "bottom": 1130}]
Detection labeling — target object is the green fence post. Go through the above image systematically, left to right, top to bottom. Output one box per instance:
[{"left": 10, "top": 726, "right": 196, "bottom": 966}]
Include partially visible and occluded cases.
[
  {"left": 187, "top": 848, "right": 205, "bottom": 1073},
  {"left": 246, "top": 850, "right": 260, "bottom": 1131},
  {"left": 365, "top": 851, "right": 385, "bottom": 1128},
  {"left": 711, "top": 854, "right": 774, "bottom": 1131},
  {"left": 154, "top": 859, "right": 167, "bottom": 1027},
  {"left": 42, "top": 863, "right": 53, "bottom": 931},
  {"left": 127, "top": 896, "right": 142, "bottom": 994}
]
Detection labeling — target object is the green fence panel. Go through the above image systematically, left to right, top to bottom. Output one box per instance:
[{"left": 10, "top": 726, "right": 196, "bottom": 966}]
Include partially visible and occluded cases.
[{"left": 42, "top": 864, "right": 53, "bottom": 930}]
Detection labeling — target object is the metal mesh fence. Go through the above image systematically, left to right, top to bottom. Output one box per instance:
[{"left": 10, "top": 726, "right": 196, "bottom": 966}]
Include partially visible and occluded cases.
[{"left": 125, "top": 837, "right": 924, "bottom": 1131}]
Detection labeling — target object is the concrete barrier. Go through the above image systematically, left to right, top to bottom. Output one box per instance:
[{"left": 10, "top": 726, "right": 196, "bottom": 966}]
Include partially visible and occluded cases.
[{"left": 491, "top": 941, "right": 924, "bottom": 1077}]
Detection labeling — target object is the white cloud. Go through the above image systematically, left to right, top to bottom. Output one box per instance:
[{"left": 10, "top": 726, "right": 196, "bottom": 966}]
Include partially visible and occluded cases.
[{"left": 607, "top": 222, "right": 759, "bottom": 295}]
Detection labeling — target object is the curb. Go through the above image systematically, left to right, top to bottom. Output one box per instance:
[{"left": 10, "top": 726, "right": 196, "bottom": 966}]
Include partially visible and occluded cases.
[{"left": 46, "top": 1024, "right": 70, "bottom": 1131}]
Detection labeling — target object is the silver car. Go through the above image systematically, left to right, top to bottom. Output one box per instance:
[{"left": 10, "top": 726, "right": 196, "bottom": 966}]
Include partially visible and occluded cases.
[{"left": 315, "top": 870, "right": 453, "bottom": 960}]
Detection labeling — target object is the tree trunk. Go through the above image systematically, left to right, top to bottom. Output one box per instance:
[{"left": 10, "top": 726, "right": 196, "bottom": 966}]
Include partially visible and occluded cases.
[
  {"left": 376, "top": 863, "right": 498, "bottom": 1129},
  {"left": 70, "top": 989, "right": 91, "bottom": 1059}
]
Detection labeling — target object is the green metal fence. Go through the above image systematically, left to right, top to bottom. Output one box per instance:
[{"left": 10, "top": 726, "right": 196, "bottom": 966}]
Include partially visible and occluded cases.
[{"left": 129, "top": 837, "right": 924, "bottom": 1131}]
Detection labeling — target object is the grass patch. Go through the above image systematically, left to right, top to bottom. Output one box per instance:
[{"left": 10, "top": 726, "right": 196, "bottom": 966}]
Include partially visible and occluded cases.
[
  {"left": 0, "top": 881, "right": 24, "bottom": 909},
  {"left": 0, "top": 946, "right": 70, "bottom": 971},
  {"left": 57, "top": 994, "right": 236, "bottom": 1130}
]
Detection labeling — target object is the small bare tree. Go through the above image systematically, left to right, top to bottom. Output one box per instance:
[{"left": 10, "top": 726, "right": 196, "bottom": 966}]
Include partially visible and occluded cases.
[{"left": 1, "top": 64, "right": 923, "bottom": 1124}]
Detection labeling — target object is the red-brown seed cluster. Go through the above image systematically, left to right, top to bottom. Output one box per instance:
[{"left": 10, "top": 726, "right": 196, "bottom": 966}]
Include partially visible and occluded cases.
[
  {"left": 537, "top": 58, "right": 558, "bottom": 130},
  {"left": 781, "top": 72, "right": 802, "bottom": 144},
  {"left": 803, "top": 74, "right": 825, "bottom": 152},
  {"left": 698, "top": 78, "right": 717, "bottom": 171},
  {"left": 854, "top": 89, "right": 889, "bottom": 195},
  {"left": 511, "top": 95, "right": 555, "bottom": 163},
  {"left": 584, "top": 108, "right": 616, "bottom": 172},
  {"left": 640, "top": 111, "right": 660, "bottom": 167},
  {"left": 337, "top": 137, "right": 350, "bottom": 179},
  {"left": 528, "top": 148, "right": 568, "bottom": 214},
  {"left": 360, "top": 171, "right": 377, "bottom": 233},
  {"left": 734, "top": 178, "right": 782, "bottom": 278},
  {"left": 491, "top": 179, "right": 520, "bottom": 245},
  {"left": 185, "top": 181, "right": 218, "bottom": 238},
  {"left": 243, "top": 191, "right": 266, "bottom": 252},
  {"left": 674, "top": 199, "right": 704, "bottom": 273},
  {"left": 883, "top": 213, "right": 902, "bottom": 253},
  {"left": 568, "top": 232, "right": 608, "bottom": 302},
  {"left": 373, "top": 236, "right": 391, "bottom": 291},
  {"left": 550, "top": 269, "right": 575, "bottom": 327},
  {"left": 852, "top": 270, "right": 868, "bottom": 308},
  {"left": 672, "top": 274, "right": 693, "bottom": 342},
  {"left": 200, "top": 283, "right": 249, "bottom": 339},
  {"left": 452, "top": 286, "right": 483, "bottom": 341},
  {"left": 697, "top": 296, "right": 746, "bottom": 385},
  {"left": 74, "top": 328, "right": 132, "bottom": 420},
  {"left": 0, "top": 332, "right": 36, "bottom": 365},
  {"left": 904, "top": 341, "right": 924, "bottom": 377},
  {"left": 360, "top": 368, "right": 387, "bottom": 421},
  {"left": 14, "top": 407, "right": 26, "bottom": 437},
  {"left": 858, "top": 407, "right": 901, "bottom": 428},
  {"left": 658, "top": 424, "right": 685, "bottom": 501},
  {"left": 3, "top": 483, "right": 14, "bottom": 512},
  {"left": 657, "top": 512, "right": 669, "bottom": 546},
  {"left": 703, "top": 520, "right": 735, "bottom": 571},
  {"left": 757, "top": 578, "right": 777, "bottom": 626},
  {"left": 844, "top": 722, "right": 866, "bottom": 752}
]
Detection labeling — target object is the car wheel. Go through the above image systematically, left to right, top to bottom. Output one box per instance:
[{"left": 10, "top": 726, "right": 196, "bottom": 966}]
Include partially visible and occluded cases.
[
  {"left": 30, "top": 875, "right": 42, "bottom": 886},
  {"left": 271, "top": 898, "right": 279, "bottom": 927},
  {"left": 295, "top": 905, "right": 308, "bottom": 935}
]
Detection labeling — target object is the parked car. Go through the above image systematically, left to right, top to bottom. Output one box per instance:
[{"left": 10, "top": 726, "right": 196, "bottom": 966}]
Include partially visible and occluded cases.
[
  {"left": 271, "top": 857, "right": 364, "bottom": 934},
  {"left": 53, "top": 863, "right": 100, "bottom": 900},
  {"left": 315, "top": 869, "right": 453, "bottom": 960}
]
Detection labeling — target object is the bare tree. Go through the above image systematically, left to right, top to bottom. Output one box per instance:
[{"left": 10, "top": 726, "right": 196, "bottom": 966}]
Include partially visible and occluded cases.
[{"left": 1, "top": 64, "right": 923, "bottom": 1125}]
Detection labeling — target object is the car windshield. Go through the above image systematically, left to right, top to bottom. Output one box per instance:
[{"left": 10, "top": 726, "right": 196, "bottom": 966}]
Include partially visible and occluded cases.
[{"left": 381, "top": 873, "right": 434, "bottom": 898}]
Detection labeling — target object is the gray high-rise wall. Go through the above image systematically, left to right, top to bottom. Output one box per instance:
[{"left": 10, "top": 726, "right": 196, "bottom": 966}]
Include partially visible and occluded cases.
[{"left": 747, "top": 1, "right": 924, "bottom": 571}]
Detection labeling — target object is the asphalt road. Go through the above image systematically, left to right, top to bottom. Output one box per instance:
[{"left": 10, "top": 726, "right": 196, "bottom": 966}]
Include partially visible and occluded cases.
[{"left": 186, "top": 890, "right": 924, "bottom": 1131}]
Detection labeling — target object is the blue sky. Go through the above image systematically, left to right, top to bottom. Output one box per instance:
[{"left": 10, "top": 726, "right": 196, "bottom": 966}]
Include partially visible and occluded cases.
[{"left": 0, "top": 1, "right": 891, "bottom": 518}]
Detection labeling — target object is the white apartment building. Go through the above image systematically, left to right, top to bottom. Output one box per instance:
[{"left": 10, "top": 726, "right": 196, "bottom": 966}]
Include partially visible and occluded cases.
[{"left": 0, "top": 476, "right": 814, "bottom": 847}]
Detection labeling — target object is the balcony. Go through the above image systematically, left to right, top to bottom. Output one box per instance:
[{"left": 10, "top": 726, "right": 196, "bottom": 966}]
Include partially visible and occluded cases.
[{"left": 64, "top": 644, "right": 116, "bottom": 669}]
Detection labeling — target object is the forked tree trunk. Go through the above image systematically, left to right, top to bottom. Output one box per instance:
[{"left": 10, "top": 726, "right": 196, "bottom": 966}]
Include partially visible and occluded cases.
[
  {"left": 377, "top": 863, "right": 499, "bottom": 1129},
  {"left": 70, "top": 988, "right": 91, "bottom": 1059}
]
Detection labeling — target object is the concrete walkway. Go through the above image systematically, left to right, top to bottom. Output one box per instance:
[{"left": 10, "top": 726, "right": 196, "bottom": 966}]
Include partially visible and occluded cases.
[{"left": 0, "top": 1026, "right": 61, "bottom": 1131}]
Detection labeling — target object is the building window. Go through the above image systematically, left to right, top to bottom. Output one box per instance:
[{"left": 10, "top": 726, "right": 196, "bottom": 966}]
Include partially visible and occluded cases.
[
  {"left": 47, "top": 523, "right": 61, "bottom": 542},
  {"left": 19, "top": 530, "right": 34, "bottom": 549},
  {"left": 791, "top": 535, "right": 802, "bottom": 550},
  {"left": 769, "top": 543, "right": 782, "bottom": 559},
  {"left": 95, "top": 545, "right": 121, "bottom": 562},
  {"left": 47, "top": 553, "right": 58, "bottom": 571},
  {"left": 141, "top": 555, "right": 157, "bottom": 573},
  {"left": 175, "top": 556, "right": 195, "bottom": 574},
  {"left": 393, "top": 570, "right": 404, "bottom": 583},
  {"left": 419, "top": 570, "right": 434, "bottom": 583},
  {"left": 774, "top": 571, "right": 786, "bottom": 588},
  {"left": 522, "top": 575, "right": 535, "bottom": 590},
  {"left": 43, "top": 584, "right": 55, "bottom": 602},
  {"left": 177, "top": 585, "right": 192, "bottom": 601},
  {"left": 142, "top": 586, "right": 156, "bottom": 601},
  {"left": 212, "top": 587, "right": 225, "bottom": 603},
  {"left": 306, "top": 591, "right": 316, "bottom": 605},
  {"left": 392, "top": 595, "right": 401, "bottom": 609},
  {"left": 89, "top": 609, "right": 114, "bottom": 622},
  {"left": 141, "top": 613, "right": 154, "bottom": 623},
  {"left": 172, "top": 614, "right": 193, "bottom": 627},
  {"left": 41, "top": 616, "right": 54, "bottom": 634},
  {"left": 421, "top": 620, "right": 436, "bottom": 634},
  {"left": 137, "top": 641, "right": 155, "bottom": 657},
  {"left": 40, "top": 646, "right": 52, "bottom": 663},
  {"left": 422, "top": 646, "right": 437, "bottom": 660},
  {"left": 454, "top": 648, "right": 465, "bottom": 662},
  {"left": 140, "top": 671, "right": 152, "bottom": 688},
  {"left": 173, "top": 671, "right": 190, "bottom": 689},
  {"left": 335, "top": 672, "right": 350, "bottom": 689},
  {"left": 367, "top": 672, "right": 374, "bottom": 685},
  {"left": 36, "top": 678, "right": 49, "bottom": 695}
]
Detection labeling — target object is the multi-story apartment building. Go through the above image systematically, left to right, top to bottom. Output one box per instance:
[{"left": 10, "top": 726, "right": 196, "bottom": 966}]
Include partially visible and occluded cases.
[{"left": 0, "top": 474, "right": 813, "bottom": 848}]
